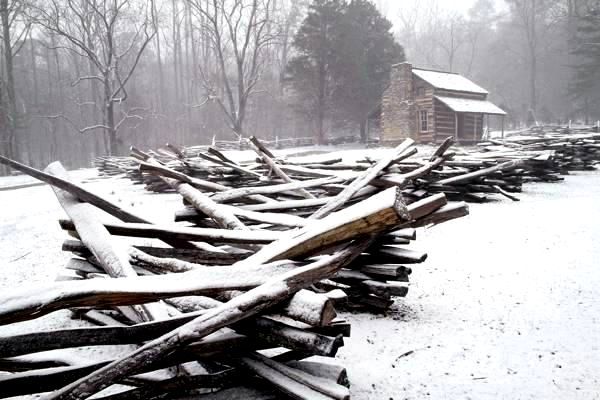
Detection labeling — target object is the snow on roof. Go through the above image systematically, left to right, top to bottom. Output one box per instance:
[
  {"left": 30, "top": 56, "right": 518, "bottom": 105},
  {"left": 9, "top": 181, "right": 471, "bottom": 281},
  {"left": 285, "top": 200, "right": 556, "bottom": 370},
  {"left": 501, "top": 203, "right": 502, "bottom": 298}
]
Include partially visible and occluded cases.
[
  {"left": 413, "top": 68, "right": 488, "bottom": 94},
  {"left": 434, "top": 96, "right": 506, "bottom": 115}
]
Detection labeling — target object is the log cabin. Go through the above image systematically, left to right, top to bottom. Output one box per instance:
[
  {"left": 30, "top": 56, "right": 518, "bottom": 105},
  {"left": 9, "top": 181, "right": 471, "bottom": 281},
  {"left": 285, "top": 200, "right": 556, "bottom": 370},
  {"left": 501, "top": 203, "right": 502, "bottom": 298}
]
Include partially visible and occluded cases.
[{"left": 379, "top": 62, "right": 506, "bottom": 144}]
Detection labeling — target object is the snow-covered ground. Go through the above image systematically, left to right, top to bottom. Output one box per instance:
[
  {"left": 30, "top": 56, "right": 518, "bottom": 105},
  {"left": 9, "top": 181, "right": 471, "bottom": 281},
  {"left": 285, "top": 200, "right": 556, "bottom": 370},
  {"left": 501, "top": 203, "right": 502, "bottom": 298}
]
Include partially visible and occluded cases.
[{"left": 0, "top": 159, "right": 599, "bottom": 399}]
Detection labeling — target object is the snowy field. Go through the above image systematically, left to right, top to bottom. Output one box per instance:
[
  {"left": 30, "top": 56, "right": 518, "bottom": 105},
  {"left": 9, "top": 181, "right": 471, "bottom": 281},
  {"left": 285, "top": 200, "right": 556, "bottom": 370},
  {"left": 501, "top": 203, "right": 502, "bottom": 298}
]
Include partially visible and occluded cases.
[{"left": 0, "top": 154, "right": 599, "bottom": 399}]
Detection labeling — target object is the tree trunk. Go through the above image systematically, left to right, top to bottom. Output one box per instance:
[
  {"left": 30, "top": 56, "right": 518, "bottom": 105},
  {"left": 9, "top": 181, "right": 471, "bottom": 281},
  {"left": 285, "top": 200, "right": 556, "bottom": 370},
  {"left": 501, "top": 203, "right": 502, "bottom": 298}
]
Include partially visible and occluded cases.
[
  {"left": 1, "top": 0, "right": 17, "bottom": 159},
  {"left": 29, "top": 34, "right": 39, "bottom": 110},
  {"left": 317, "top": 61, "right": 326, "bottom": 145},
  {"left": 105, "top": 76, "right": 118, "bottom": 155},
  {"left": 359, "top": 120, "right": 367, "bottom": 143}
]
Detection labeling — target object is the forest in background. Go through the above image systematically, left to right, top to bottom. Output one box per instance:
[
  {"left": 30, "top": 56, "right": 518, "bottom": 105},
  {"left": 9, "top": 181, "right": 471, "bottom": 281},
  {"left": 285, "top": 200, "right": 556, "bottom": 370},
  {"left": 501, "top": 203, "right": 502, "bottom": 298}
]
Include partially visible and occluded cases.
[{"left": 0, "top": 0, "right": 599, "bottom": 171}]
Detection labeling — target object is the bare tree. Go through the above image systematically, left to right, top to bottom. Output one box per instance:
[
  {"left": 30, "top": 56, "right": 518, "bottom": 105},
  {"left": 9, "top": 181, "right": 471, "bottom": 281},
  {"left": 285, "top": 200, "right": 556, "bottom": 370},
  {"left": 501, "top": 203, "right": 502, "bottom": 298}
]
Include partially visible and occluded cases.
[
  {"left": 0, "top": 0, "right": 30, "bottom": 164},
  {"left": 30, "top": 0, "right": 156, "bottom": 155},
  {"left": 186, "top": 0, "right": 275, "bottom": 139},
  {"left": 507, "top": 0, "right": 556, "bottom": 114},
  {"left": 433, "top": 12, "right": 466, "bottom": 72}
]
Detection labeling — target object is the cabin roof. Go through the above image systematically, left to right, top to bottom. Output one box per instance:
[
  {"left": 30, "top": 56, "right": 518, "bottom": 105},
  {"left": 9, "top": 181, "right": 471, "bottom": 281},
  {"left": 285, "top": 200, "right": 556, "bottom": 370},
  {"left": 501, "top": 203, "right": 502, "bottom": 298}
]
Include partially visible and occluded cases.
[
  {"left": 413, "top": 68, "right": 488, "bottom": 94},
  {"left": 435, "top": 96, "right": 506, "bottom": 115}
]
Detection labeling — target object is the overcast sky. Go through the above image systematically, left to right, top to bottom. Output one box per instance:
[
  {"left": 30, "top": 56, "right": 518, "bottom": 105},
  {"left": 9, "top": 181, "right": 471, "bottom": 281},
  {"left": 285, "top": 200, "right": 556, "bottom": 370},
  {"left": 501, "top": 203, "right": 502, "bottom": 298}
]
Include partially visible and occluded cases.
[{"left": 376, "top": 0, "right": 508, "bottom": 21}]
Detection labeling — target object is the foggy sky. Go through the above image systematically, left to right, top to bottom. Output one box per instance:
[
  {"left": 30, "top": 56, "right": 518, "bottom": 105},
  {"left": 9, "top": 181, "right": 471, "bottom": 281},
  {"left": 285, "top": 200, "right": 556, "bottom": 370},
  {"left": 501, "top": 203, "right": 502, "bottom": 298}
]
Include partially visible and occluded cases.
[{"left": 377, "top": 0, "right": 508, "bottom": 20}]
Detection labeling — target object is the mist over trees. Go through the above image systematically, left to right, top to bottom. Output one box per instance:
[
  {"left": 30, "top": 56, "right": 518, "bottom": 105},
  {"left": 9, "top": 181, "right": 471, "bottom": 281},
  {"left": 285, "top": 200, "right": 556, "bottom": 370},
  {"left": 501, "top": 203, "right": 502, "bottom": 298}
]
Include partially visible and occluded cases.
[
  {"left": 0, "top": 0, "right": 598, "bottom": 173},
  {"left": 394, "top": 0, "right": 600, "bottom": 128}
]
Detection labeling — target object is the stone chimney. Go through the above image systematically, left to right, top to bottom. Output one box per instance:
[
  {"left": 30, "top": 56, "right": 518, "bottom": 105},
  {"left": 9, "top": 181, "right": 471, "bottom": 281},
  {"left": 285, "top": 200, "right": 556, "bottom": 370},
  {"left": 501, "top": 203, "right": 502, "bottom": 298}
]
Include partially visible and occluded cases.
[{"left": 382, "top": 62, "right": 416, "bottom": 142}]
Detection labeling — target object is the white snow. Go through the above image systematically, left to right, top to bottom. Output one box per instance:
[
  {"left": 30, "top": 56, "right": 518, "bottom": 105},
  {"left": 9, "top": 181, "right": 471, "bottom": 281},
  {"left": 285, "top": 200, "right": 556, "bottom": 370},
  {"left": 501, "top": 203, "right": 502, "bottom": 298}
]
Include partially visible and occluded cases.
[
  {"left": 413, "top": 68, "right": 489, "bottom": 94},
  {"left": 435, "top": 96, "right": 507, "bottom": 115},
  {"left": 1, "top": 153, "right": 599, "bottom": 399}
]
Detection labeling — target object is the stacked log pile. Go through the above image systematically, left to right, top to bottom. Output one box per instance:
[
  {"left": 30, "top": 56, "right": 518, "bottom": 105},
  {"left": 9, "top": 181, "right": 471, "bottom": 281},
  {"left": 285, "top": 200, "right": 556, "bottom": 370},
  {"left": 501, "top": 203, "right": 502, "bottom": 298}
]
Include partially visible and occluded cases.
[
  {"left": 480, "top": 126, "right": 600, "bottom": 172},
  {"left": 93, "top": 134, "right": 568, "bottom": 203},
  {"left": 0, "top": 147, "right": 468, "bottom": 399}
]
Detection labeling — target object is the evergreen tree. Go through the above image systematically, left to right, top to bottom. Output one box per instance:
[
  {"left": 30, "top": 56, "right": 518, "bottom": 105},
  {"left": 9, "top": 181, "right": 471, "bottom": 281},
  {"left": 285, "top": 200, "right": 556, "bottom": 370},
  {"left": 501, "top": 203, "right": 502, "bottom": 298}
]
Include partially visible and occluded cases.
[
  {"left": 286, "top": 0, "right": 345, "bottom": 144},
  {"left": 286, "top": 0, "right": 403, "bottom": 143},
  {"left": 333, "top": 0, "right": 404, "bottom": 142},
  {"left": 569, "top": 5, "right": 600, "bottom": 123}
]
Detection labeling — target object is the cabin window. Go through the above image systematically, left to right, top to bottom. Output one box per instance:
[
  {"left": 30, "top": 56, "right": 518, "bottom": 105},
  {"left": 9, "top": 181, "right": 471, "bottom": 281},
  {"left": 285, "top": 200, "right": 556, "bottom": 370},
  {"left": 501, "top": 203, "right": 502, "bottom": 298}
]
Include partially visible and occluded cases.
[
  {"left": 416, "top": 87, "right": 425, "bottom": 97},
  {"left": 419, "top": 110, "right": 428, "bottom": 132}
]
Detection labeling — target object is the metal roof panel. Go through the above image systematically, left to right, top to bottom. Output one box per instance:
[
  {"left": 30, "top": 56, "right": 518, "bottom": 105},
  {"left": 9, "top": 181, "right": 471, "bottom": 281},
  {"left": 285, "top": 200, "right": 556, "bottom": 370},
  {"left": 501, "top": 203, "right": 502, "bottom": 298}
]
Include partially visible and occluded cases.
[
  {"left": 414, "top": 69, "right": 489, "bottom": 94},
  {"left": 435, "top": 96, "right": 506, "bottom": 115}
]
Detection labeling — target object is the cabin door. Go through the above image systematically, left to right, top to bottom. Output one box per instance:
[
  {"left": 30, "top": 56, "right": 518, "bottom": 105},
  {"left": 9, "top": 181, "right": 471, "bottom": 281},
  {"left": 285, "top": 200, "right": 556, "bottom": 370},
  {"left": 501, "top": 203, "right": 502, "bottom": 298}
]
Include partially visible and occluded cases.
[{"left": 456, "top": 113, "right": 465, "bottom": 138}]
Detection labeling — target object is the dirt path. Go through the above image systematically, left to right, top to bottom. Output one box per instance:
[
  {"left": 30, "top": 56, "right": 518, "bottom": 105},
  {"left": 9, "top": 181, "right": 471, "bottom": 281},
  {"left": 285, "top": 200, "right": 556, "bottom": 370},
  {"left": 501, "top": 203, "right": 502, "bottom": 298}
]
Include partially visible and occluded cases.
[{"left": 1, "top": 170, "right": 599, "bottom": 399}]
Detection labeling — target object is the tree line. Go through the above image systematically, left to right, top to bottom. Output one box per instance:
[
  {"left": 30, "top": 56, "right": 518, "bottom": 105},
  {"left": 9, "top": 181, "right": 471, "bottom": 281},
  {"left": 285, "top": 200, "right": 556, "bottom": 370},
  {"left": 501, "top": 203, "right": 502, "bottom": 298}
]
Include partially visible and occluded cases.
[
  {"left": 0, "top": 0, "right": 402, "bottom": 173},
  {"left": 1, "top": 0, "right": 599, "bottom": 174}
]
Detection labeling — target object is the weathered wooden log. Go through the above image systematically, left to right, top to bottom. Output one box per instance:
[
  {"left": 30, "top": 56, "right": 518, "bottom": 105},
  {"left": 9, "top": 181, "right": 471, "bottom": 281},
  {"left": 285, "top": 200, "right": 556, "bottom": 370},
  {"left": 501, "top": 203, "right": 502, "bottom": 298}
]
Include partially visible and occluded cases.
[
  {"left": 249, "top": 136, "right": 316, "bottom": 199},
  {"left": 430, "top": 137, "right": 455, "bottom": 161},
  {"left": 310, "top": 139, "right": 415, "bottom": 219},
  {"left": 196, "top": 151, "right": 263, "bottom": 178},
  {"left": 0, "top": 157, "right": 195, "bottom": 249},
  {"left": 138, "top": 157, "right": 273, "bottom": 204},
  {"left": 144, "top": 158, "right": 248, "bottom": 230},
  {"left": 436, "top": 159, "right": 523, "bottom": 185},
  {"left": 138, "top": 160, "right": 226, "bottom": 191},
  {"left": 45, "top": 162, "right": 168, "bottom": 322},
  {"left": 211, "top": 176, "right": 345, "bottom": 203},
  {"left": 237, "top": 187, "right": 410, "bottom": 266},
  {"left": 405, "top": 192, "right": 448, "bottom": 220},
  {"left": 241, "top": 197, "right": 332, "bottom": 212},
  {"left": 409, "top": 201, "right": 470, "bottom": 228},
  {"left": 175, "top": 205, "right": 308, "bottom": 228},
  {"left": 58, "top": 219, "right": 279, "bottom": 244},
  {"left": 387, "top": 228, "right": 416, "bottom": 240},
  {"left": 41, "top": 240, "right": 369, "bottom": 400},
  {"left": 62, "top": 240, "right": 246, "bottom": 266},
  {"left": 370, "top": 246, "right": 428, "bottom": 264},
  {"left": 0, "top": 261, "right": 300, "bottom": 325},
  {"left": 359, "top": 264, "right": 412, "bottom": 280},
  {"left": 360, "top": 280, "right": 409, "bottom": 298},
  {"left": 215, "top": 289, "right": 337, "bottom": 327},
  {"left": 280, "top": 290, "right": 337, "bottom": 327},
  {"left": 347, "top": 293, "right": 394, "bottom": 310},
  {"left": 0, "top": 310, "right": 200, "bottom": 358},
  {"left": 0, "top": 311, "right": 342, "bottom": 359},
  {"left": 237, "top": 317, "right": 344, "bottom": 356},
  {"left": 0, "top": 337, "right": 245, "bottom": 398},
  {"left": 239, "top": 352, "right": 350, "bottom": 400},
  {"left": 0, "top": 355, "right": 72, "bottom": 372},
  {"left": 286, "top": 358, "right": 348, "bottom": 387},
  {"left": 0, "top": 362, "right": 110, "bottom": 398},
  {"left": 89, "top": 369, "right": 237, "bottom": 400}
]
